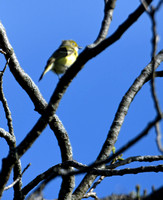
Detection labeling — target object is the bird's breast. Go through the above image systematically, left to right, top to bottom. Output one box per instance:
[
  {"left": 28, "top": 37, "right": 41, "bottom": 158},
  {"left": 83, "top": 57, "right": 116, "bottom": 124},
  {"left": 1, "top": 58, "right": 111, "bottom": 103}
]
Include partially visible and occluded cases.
[{"left": 53, "top": 52, "right": 78, "bottom": 74}]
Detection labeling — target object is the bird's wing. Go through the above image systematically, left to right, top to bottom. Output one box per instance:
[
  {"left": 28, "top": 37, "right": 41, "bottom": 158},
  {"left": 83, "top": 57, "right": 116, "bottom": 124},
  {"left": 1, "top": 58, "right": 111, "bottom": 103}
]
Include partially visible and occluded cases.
[
  {"left": 38, "top": 47, "right": 73, "bottom": 81},
  {"left": 51, "top": 47, "right": 74, "bottom": 58},
  {"left": 38, "top": 56, "right": 56, "bottom": 81}
]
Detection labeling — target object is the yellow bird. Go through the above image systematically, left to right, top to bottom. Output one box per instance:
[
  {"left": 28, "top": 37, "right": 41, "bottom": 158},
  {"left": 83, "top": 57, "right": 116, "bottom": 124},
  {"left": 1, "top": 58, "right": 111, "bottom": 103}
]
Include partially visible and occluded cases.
[{"left": 39, "top": 40, "right": 81, "bottom": 81}]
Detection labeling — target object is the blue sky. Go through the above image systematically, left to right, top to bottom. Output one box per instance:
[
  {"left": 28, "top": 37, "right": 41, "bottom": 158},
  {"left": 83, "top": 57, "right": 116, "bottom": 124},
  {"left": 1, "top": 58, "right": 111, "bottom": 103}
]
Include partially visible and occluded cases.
[{"left": 0, "top": 0, "right": 163, "bottom": 199}]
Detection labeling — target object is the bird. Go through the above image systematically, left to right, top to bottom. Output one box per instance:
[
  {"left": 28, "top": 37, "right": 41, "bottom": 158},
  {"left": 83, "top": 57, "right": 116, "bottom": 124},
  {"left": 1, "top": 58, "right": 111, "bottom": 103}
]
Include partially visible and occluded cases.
[{"left": 39, "top": 40, "right": 81, "bottom": 81}]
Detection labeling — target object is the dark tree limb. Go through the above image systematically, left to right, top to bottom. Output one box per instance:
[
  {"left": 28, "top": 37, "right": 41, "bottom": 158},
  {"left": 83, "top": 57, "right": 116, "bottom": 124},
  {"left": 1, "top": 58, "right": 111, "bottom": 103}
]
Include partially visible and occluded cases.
[
  {"left": 93, "top": 0, "right": 117, "bottom": 45},
  {"left": 0, "top": 21, "right": 74, "bottom": 199},
  {"left": 72, "top": 47, "right": 163, "bottom": 199},
  {"left": 0, "top": 58, "right": 23, "bottom": 199},
  {"left": 22, "top": 154, "right": 163, "bottom": 197}
]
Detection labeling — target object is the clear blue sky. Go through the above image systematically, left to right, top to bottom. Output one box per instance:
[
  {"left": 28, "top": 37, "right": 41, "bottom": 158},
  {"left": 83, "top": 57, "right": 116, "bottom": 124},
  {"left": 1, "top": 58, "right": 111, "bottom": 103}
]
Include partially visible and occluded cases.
[{"left": 0, "top": 1, "right": 163, "bottom": 199}]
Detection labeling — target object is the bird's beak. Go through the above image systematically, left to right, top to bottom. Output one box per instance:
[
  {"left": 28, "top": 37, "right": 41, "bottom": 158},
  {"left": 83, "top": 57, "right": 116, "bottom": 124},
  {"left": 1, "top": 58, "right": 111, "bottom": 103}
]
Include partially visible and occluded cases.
[{"left": 78, "top": 46, "right": 82, "bottom": 49}]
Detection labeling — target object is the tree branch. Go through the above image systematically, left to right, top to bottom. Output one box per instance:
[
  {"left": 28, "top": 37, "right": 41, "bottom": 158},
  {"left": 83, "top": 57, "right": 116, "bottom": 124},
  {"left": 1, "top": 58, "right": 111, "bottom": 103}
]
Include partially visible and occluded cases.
[
  {"left": 44, "top": 0, "right": 154, "bottom": 121},
  {"left": 92, "top": 0, "right": 117, "bottom": 45},
  {"left": 142, "top": 0, "right": 163, "bottom": 156},
  {"left": 0, "top": 21, "right": 74, "bottom": 199},
  {"left": 72, "top": 47, "right": 163, "bottom": 199},
  {"left": 0, "top": 58, "right": 23, "bottom": 199},
  {"left": 0, "top": 58, "right": 13, "bottom": 135},
  {"left": 155, "top": 122, "right": 163, "bottom": 153},
  {"left": 0, "top": 128, "right": 15, "bottom": 145},
  {"left": 22, "top": 154, "right": 163, "bottom": 197},
  {"left": 107, "top": 155, "right": 163, "bottom": 169},
  {"left": 22, "top": 160, "right": 82, "bottom": 196},
  {"left": 4, "top": 163, "right": 31, "bottom": 191},
  {"left": 90, "top": 164, "right": 163, "bottom": 177}
]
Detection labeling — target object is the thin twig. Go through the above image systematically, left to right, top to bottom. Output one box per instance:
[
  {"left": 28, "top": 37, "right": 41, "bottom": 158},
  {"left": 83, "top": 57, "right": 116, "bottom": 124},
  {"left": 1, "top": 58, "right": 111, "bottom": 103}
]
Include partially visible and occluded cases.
[
  {"left": 92, "top": 0, "right": 117, "bottom": 46},
  {"left": 140, "top": 0, "right": 150, "bottom": 12},
  {"left": 141, "top": 0, "right": 162, "bottom": 119},
  {"left": 144, "top": 0, "right": 163, "bottom": 156},
  {"left": 149, "top": 6, "right": 162, "bottom": 117},
  {"left": 0, "top": 21, "right": 74, "bottom": 200},
  {"left": 0, "top": 49, "right": 6, "bottom": 55},
  {"left": 23, "top": 50, "right": 163, "bottom": 199},
  {"left": 0, "top": 56, "right": 23, "bottom": 198},
  {"left": 0, "top": 58, "right": 14, "bottom": 135},
  {"left": 145, "top": 70, "right": 163, "bottom": 82},
  {"left": 155, "top": 70, "right": 163, "bottom": 77},
  {"left": 155, "top": 123, "right": 163, "bottom": 153},
  {"left": 22, "top": 154, "right": 163, "bottom": 197},
  {"left": 88, "top": 155, "right": 163, "bottom": 192},
  {"left": 107, "top": 155, "right": 163, "bottom": 169},
  {"left": 4, "top": 163, "right": 31, "bottom": 191},
  {"left": 25, "top": 164, "right": 163, "bottom": 198},
  {"left": 90, "top": 164, "right": 163, "bottom": 177},
  {"left": 84, "top": 175, "right": 105, "bottom": 199},
  {"left": 83, "top": 191, "right": 98, "bottom": 199}
]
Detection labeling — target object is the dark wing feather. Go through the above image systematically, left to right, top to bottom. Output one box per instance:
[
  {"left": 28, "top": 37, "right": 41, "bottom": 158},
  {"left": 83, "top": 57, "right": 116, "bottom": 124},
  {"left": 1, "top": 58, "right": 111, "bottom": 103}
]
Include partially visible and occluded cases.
[{"left": 38, "top": 47, "right": 73, "bottom": 81}]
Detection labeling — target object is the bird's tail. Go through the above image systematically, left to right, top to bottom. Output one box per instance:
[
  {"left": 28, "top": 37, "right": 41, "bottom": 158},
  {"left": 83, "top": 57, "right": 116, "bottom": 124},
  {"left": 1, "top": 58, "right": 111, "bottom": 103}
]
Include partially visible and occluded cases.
[{"left": 38, "top": 63, "right": 53, "bottom": 81}]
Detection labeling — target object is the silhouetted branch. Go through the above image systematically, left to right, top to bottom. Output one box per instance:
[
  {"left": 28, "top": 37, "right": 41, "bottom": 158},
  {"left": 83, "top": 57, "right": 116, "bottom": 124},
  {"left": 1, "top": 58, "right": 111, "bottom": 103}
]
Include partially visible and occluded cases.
[
  {"left": 1, "top": 0, "right": 162, "bottom": 199},
  {"left": 45, "top": 0, "right": 154, "bottom": 119},
  {"left": 93, "top": 0, "right": 117, "bottom": 45},
  {"left": 142, "top": 0, "right": 163, "bottom": 156},
  {"left": 148, "top": 4, "right": 162, "bottom": 117},
  {"left": 0, "top": 21, "right": 74, "bottom": 199},
  {"left": 72, "top": 47, "right": 163, "bottom": 199},
  {"left": 0, "top": 57, "right": 23, "bottom": 199},
  {"left": 0, "top": 57, "right": 13, "bottom": 135},
  {"left": 0, "top": 115, "right": 47, "bottom": 198},
  {"left": 155, "top": 123, "right": 163, "bottom": 153},
  {"left": 0, "top": 128, "right": 15, "bottom": 145},
  {"left": 22, "top": 154, "right": 163, "bottom": 198},
  {"left": 107, "top": 155, "right": 163, "bottom": 169},
  {"left": 22, "top": 160, "right": 86, "bottom": 196},
  {"left": 4, "top": 163, "right": 31, "bottom": 191},
  {"left": 84, "top": 175, "right": 105, "bottom": 199}
]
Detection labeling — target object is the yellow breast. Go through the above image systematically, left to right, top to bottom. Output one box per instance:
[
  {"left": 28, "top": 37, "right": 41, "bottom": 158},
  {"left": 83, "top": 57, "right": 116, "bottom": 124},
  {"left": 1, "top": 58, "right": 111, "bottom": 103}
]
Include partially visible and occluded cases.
[{"left": 53, "top": 51, "right": 78, "bottom": 74}]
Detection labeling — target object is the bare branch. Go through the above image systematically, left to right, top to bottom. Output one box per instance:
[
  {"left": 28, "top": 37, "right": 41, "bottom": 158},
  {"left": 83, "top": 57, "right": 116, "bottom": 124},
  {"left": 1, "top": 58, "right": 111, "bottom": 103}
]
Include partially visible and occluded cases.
[
  {"left": 44, "top": 0, "right": 154, "bottom": 139},
  {"left": 92, "top": 0, "right": 117, "bottom": 46},
  {"left": 140, "top": 0, "right": 150, "bottom": 12},
  {"left": 143, "top": 0, "right": 163, "bottom": 157},
  {"left": 155, "top": 0, "right": 163, "bottom": 11},
  {"left": 0, "top": 1, "right": 162, "bottom": 199},
  {"left": 149, "top": 5, "right": 162, "bottom": 117},
  {"left": 0, "top": 21, "right": 74, "bottom": 199},
  {"left": 72, "top": 47, "right": 163, "bottom": 199},
  {"left": 0, "top": 49, "right": 6, "bottom": 55},
  {"left": 21, "top": 49, "right": 163, "bottom": 200},
  {"left": 0, "top": 57, "right": 23, "bottom": 198},
  {"left": 0, "top": 58, "right": 14, "bottom": 136},
  {"left": 145, "top": 70, "right": 163, "bottom": 82},
  {"left": 155, "top": 70, "right": 163, "bottom": 78},
  {"left": 9, "top": 114, "right": 163, "bottom": 199},
  {"left": 73, "top": 115, "right": 162, "bottom": 175},
  {"left": 0, "top": 116, "right": 47, "bottom": 198},
  {"left": 49, "top": 116, "right": 74, "bottom": 200},
  {"left": 155, "top": 122, "right": 163, "bottom": 153},
  {"left": 0, "top": 128, "right": 15, "bottom": 145},
  {"left": 22, "top": 154, "right": 163, "bottom": 198},
  {"left": 84, "top": 155, "right": 163, "bottom": 196},
  {"left": 107, "top": 155, "right": 163, "bottom": 169},
  {"left": 22, "top": 160, "right": 86, "bottom": 196},
  {"left": 4, "top": 163, "right": 31, "bottom": 191},
  {"left": 90, "top": 164, "right": 163, "bottom": 177},
  {"left": 84, "top": 176, "right": 105, "bottom": 199},
  {"left": 83, "top": 191, "right": 99, "bottom": 199}
]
